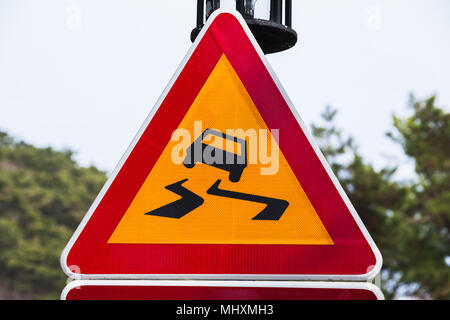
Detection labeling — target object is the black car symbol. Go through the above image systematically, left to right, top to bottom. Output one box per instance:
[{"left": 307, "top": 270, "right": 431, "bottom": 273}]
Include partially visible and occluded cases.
[{"left": 183, "top": 129, "right": 247, "bottom": 183}]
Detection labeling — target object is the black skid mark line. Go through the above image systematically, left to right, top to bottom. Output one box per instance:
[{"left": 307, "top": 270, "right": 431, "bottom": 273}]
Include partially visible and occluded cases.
[
  {"left": 145, "top": 179, "right": 204, "bottom": 219},
  {"left": 206, "top": 179, "right": 289, "bottom": 221}
]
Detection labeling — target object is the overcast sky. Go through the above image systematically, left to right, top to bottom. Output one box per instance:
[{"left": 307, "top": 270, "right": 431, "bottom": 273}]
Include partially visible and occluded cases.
[{"left": 1, "top": 0, "right": 449, "bottom": 179}]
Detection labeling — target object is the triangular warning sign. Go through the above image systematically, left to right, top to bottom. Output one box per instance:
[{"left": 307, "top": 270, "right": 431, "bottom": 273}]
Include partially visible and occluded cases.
[{"left": 61, "top": 10, "right": 381, "bottom": 280}]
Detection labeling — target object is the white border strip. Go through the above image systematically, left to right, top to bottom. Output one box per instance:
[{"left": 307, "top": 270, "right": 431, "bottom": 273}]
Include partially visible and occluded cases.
[
  {"left": 60, "top": 9, "right": 382, "bottom": 282},
  {"left": 61, "top": 280, "right": 384, "bottom": 300}
]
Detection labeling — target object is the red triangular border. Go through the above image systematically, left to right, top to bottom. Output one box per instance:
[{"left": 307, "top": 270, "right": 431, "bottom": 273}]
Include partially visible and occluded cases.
[{"left": 61, "top": 10, "right": 381, "bottom": 280}]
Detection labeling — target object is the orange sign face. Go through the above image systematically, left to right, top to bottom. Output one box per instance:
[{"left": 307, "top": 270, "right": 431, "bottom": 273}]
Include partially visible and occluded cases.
[{"left": 108, "top": 55, "right": 333, "bottom": 245}]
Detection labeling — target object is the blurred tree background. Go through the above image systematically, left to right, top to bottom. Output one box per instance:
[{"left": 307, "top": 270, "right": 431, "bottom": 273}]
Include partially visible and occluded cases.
[
  {"left": 0, "top": 95, "right": 448, "bottom": 299},
  {"left": 312, "top": 95, "right": 449, "bottom": 299},
  {"left": 0, "top": 133, "right": 106, "bottom": 299}
]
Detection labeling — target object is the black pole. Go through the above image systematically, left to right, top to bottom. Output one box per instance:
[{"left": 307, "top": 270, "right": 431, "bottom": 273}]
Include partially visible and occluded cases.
[
  {"left": 192, "top": 0, "right": 298, "bottom": 54},
  {"left": 197, "top": 0, "right": 204, "bottom": 27},
  {"left": 206, "top": 0, "right": 221, "bottom": 18},
  {"left": 206, "top": 0, "right": 213, "bottom": 18},
  {"left": 236, "top": 0, "right": 244, "bottom": 13},
  {"left": 243, "top": 0, "right": 255, "bottom": 18},
  {"left": 270, "top": 0, "right": 283, "bottom": 24},
  {"left": 285, "top": 0, "right": 292, "bottom": 27}
]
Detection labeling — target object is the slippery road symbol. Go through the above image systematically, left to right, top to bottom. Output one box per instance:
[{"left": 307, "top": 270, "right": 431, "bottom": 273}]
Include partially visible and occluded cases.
[
  {"left": 145, "top": 130, "right": 289, "bottom": 221},
  {"left": 144, "top": 179, "right": 204, "bottom": 219},
  {"left": 146, "top": 179, "right": 289, "bottom": 221},
  {"left": 207, "top": 179, "right": 289, "bottom": 221}
]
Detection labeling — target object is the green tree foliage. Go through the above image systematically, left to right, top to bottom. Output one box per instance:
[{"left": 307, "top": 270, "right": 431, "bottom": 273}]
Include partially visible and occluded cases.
[
  {"left": 312, "top": 96, "right": 449, "bottom": 299},
  {"left": 387, "top": 96, "right": 450, "bottom": 299},
  {"left": 0, "top": 133, "right": 106, "bottom": 299}
]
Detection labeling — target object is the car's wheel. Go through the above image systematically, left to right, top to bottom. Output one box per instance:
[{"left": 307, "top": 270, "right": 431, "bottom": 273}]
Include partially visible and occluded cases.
[{"left": 229, "top": 170, "right": 243, "bottom": 183}]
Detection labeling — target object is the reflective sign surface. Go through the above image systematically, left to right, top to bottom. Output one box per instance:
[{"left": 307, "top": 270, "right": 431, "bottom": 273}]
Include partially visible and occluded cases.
[{"left": 61, "top": 10, "right": 381, "bottom": 280}]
